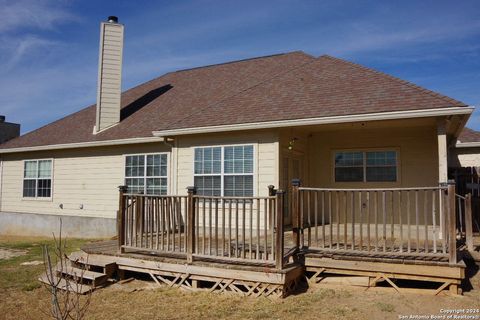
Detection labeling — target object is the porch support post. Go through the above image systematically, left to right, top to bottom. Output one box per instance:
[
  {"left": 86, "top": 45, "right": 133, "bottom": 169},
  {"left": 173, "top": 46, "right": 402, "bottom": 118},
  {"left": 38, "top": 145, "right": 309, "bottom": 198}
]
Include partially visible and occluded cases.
[
  {"left": 437, "top": 119, "right": 448, "bottom": 184},
  {"left": 437, "top": 119, "right": 448, "bottom": 239},
  {"left": 291, "top": 179, "right": 301, "bottom": 250},
  {"left": 447, "top": 181, "right": 457, "bottom": 265},
  {"left": 117, "top": 185, "right": 128, "bottom": 253},
  {"left": 187, "top": 186, "right": 196, "bottom": 264},
  {"left": 275, "top": 189, "right": 285, "bottom": 270}
]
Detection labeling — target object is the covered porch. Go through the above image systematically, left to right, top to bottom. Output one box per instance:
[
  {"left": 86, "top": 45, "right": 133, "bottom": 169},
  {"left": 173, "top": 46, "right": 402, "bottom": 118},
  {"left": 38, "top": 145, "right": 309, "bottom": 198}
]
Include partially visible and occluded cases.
[{"left": 276, "top": 116, "right": 470, "bottom": 293}]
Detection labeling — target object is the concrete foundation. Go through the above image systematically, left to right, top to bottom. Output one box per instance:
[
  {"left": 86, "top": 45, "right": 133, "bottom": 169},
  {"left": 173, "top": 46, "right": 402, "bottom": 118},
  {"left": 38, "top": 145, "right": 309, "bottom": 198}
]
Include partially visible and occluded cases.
[{"left": 0, "top": 211, "right": 116, "bottom": 238}]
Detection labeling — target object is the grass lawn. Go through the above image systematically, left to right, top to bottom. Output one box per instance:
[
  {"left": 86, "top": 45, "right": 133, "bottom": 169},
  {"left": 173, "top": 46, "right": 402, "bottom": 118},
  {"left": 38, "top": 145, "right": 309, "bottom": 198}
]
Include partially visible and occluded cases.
[{"left": 1, "top": 236, "right": 479, "bottom": 320}]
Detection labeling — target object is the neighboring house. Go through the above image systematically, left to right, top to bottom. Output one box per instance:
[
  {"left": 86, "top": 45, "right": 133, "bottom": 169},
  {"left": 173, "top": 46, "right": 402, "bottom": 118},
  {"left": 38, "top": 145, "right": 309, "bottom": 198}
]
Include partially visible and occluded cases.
[
  {"left": 0, "top": 17, "right": 473, "bottom": 238},
  {"left": 0, "top": 116, "right": 20, "bottom": 144},
  {"left": 450, "top": 127, "right": 480, "bottom": 168}
]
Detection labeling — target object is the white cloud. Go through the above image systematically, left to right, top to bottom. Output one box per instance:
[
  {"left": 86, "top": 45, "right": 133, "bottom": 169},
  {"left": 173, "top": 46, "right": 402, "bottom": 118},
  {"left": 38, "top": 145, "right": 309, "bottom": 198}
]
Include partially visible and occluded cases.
[
  {"left": 0, "top": 0, "right": 77, "bottom": 32},
  {"left": 0, "top": 36, "right": 60, "bottom": 72}
]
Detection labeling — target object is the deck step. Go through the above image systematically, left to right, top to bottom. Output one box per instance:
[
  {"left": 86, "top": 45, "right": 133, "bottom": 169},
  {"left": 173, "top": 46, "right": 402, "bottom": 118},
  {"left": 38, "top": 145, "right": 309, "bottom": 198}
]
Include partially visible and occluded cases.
[
  {"left": 68, "top": 251, "right": 118, "bottom": 277},
  {"left": 68, "top": 251, "right": 116, "bottom": 267},
  {"left": 57, "top": 266, "right": 108, "bottom": 287},
  {"left": 38, "top": 273, "right": 93, "bottom": 294}
]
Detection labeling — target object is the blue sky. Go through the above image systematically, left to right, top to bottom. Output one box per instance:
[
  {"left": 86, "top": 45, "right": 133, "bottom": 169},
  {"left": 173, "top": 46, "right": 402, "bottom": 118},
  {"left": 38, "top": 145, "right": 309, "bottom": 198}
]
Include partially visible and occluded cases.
[{"left": 0, "top": 0, "right": 479, "bottom": 134}]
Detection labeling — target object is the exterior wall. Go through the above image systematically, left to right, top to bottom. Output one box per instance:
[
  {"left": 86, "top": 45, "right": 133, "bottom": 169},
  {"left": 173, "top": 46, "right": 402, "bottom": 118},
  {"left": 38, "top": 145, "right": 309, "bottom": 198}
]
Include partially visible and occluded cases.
[
  {"left": 287, "top": 120, "right": 440, "bottom": 225},
  {"left": 307, "top": 123, "right": 438, "bottom": 188},
  {"left": 175, "top": 129, "right": 280, "bottom": 197},
  {"left": 0, "top": 130, "right": 280, "bottom": 236},
  {"left": 0, "top": 143, "right": 170, "bottom": 237},
  {"left": 449, "top": 147, "right": 480, "bottom": 168},
  {"left": 0, "top": 211, "right": 115, "bottom": 238}
]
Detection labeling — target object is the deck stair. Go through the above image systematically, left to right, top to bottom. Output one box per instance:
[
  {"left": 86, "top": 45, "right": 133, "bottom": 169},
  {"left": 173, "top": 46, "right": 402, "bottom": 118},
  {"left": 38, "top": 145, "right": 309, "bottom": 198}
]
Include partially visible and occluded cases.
[
  {"left": 38, "top": 251, "right": 118, "bottom": 294},
  {"left": 57, "top": 266, "right": 108, "bottom": 287},
  {"left": 38, "top": 273, "right": 93, "bottom": 294}
]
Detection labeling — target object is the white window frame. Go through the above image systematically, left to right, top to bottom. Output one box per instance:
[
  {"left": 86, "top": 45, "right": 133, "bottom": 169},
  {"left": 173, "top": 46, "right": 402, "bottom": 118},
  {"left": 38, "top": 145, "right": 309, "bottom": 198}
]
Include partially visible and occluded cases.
[
  {"left": 193, "top": 144, "right": 257, "bottom": 197},
  {"left": 333, "top": 148, "right": 400, "bottom": 183},
  {"left": 123, "top": 152, "right": 170, "bottom": 195},
  {"left": 22, "top": 158, "right": 54, "bottom": 200}
]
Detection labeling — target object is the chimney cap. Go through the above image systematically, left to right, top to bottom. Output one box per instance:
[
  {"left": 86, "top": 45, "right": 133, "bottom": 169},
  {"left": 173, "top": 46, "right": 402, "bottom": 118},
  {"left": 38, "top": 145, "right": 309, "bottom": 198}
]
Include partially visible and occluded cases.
[{"left": 107, "top": 16, "right": 118, "bottom": 23}]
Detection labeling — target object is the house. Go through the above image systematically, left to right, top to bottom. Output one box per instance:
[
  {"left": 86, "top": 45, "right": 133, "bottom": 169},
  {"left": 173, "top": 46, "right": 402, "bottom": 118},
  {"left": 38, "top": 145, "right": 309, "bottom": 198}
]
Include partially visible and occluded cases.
[
  {"left": 0, "top": 17, "right": 474, "bottom": 296},
  {"left": 0, "top": 116, "right": 20, "bottom": 145},
  {"left": 450, "top": 127, "right": 480, "bottom": 168}
]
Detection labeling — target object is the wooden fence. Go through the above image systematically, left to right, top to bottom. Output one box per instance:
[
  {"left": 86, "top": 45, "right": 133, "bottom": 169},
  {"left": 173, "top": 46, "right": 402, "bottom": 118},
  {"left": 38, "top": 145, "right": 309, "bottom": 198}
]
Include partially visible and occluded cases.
[
  {"left": 449, "top": 166, "right": 480, "bottom": 233},
  {"left": 291, "top": 180, "right": 459, "bottom": 264},
  {"left": 117, "top": 186, "right": 286, "bottom": 269},
  {"left": 455, "top": 193, "right": 474, "bottom": 252}
]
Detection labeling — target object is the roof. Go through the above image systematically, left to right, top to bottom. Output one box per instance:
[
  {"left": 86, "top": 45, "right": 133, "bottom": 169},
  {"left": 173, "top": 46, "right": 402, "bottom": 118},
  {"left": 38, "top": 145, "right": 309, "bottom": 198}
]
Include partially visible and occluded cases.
[
  {"left": 0, "top": 51, "right": 468, "bottom": 151},
  {"left": 458, "top": 127, "right": 480, "bottom": 144}
]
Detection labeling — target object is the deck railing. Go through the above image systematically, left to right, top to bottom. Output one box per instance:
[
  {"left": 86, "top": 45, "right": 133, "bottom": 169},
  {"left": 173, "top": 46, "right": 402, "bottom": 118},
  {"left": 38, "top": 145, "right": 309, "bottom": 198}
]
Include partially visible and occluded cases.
[
  {"left": 292, "top": 180, "right": 459, "bottom": 264},
  {"left": 117, "top": 186, "right": 286, "bottom": 269},
  {"left": 118, "top": 192, "right": 188, "bottom": 256},
  {"left": 456, "top": 193, "right": 474, "bottom": 252}
]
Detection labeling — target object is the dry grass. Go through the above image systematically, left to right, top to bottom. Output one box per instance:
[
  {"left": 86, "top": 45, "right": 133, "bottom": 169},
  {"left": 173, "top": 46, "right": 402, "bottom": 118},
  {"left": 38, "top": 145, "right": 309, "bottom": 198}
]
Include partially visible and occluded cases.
[{"left": 1, "top": 236, "right": 479, "bottom": 320}]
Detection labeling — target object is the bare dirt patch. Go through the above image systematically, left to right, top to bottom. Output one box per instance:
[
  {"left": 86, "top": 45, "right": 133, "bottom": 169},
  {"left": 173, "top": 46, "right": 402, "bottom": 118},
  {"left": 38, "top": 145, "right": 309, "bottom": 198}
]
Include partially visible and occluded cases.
[{"left": 0, "top": 247, "right": 27, "bottom": 260}]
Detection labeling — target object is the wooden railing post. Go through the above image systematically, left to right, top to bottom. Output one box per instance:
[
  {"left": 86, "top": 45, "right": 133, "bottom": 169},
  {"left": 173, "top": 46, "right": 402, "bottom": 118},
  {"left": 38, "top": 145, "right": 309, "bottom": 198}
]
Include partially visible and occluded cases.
[
  {"left": 291, "top": 179, "right": 301, "bottom": 250},
  {"left": 447, "top": 180, "right": 457, "bottom": 264},
  {"left": 117, "top": 185, "right": 128, "bottom": 253},
  {"left": 187, "top": 186, "right": 196, "bottom": 263},
  {"left": 275, "top": 190, "right": 285, "bottom": 270},
  {"left": 465, "top": 193, "right": 474, "bottom": 252}
]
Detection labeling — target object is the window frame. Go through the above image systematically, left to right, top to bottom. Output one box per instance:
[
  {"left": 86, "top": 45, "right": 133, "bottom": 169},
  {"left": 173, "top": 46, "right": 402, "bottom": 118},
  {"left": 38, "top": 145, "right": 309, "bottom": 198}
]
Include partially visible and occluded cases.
[
  {"left": 193, "top": 143, "right": 257, "bottom": 197},
  {"left": 332, "top": 148, "right": 400, "bottom": 184},
  {"left": 123, "top": 152, "right": 170, "bottom": 195},
  {"left": 22, "top": 158, "right": 54, "bottom": 200}
]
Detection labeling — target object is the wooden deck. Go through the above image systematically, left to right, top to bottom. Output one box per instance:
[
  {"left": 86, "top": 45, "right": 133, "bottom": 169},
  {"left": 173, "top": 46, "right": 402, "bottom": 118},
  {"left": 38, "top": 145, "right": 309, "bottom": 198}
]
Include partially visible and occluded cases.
[
  {"left": 67, "top": 183, "right": 469, "bottom": 297},
  {"left": 79, "top": 240, "right": 303, "bottom": 298}
]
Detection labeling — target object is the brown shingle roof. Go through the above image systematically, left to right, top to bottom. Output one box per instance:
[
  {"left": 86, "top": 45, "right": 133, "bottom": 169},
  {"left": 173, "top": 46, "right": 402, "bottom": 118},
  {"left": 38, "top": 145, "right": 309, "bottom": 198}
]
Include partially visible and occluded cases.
[
  {"left": 0, "top": 52, "right": 467, "bottom": 150},
  {"left": 166, "top": 55, "right": 466, "bottom": 130},
  {"left": 458, "top": 127, "right": 480, "bottom": 143}
]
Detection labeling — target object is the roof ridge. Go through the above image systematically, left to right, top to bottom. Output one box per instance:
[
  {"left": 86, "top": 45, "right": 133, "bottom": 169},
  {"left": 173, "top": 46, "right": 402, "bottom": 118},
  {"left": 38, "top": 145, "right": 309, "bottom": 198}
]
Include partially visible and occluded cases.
[
  {"left": 173, "top": 51, "right": 311, "bottom": 73},
  {"left": 163, "top": 55, "right": 318, "bottom": 131},
  {"left": 318, "top": 55, "right": 466, "bottom": 107}
]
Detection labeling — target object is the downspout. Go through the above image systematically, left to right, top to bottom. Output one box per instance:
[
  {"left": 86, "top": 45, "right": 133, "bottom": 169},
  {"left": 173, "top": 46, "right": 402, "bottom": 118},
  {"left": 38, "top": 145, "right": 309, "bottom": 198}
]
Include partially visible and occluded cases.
[{"left": 162, "top": 137, "right": 176, "bottom": 194}]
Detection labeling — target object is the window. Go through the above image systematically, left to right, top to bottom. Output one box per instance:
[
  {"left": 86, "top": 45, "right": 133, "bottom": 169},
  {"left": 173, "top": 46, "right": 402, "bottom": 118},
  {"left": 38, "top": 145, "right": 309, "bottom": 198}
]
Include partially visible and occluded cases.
[
  {"left": 194, "top": 145, "right": 254, "bottom": 196},
  {"left": 334, "top": 151, "right": 397, "bottom": 182},
  {"left": 366, "top": 151, "right": 397, "bottom": 182},
  {"left": 334, "top": 152, "right": 364, "bottom": 182},
  {"left": 125, "top": 154, "right": 168, "bottom": 195},
  {"left": 23, "top": 160, "right": 52, "bottom": 198}
]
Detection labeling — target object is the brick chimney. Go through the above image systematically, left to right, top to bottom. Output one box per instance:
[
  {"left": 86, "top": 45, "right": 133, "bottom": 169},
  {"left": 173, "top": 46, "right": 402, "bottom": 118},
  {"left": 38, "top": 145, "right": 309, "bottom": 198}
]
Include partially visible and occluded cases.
[{"left": 94, "top": 16, "right": 124, "bottom": 133}]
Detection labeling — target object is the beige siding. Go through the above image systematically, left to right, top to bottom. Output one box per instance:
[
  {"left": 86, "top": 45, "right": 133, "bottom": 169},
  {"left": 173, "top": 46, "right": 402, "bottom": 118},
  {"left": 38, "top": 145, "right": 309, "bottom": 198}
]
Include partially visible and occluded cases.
[
  {"left": 96, "top": 22, "right": 124, "bottom": 132},
  {"left": 277, "top": 120, "right": 440, "bottom": 225},
  {"left": 306, "top": 123, "right": 438, "bottom": 188},
  {"left": 0, "top": 130, "right": 280, "bottom": 221},
  {"left": 175, "top": 130, "right": 279, "bottom": 196},
  {"left": 0, "top": 143, "right": 169, "bottom": 219}
]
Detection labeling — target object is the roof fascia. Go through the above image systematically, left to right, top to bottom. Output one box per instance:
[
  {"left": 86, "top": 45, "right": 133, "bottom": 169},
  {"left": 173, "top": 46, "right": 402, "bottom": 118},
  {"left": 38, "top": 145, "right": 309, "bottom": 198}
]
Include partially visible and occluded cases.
[
  {"left": 153, "top": 106, "right": 474, "bottom": 137},
  {"left": 0, "top": 137, "right": 165, "bottom": 154}
]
